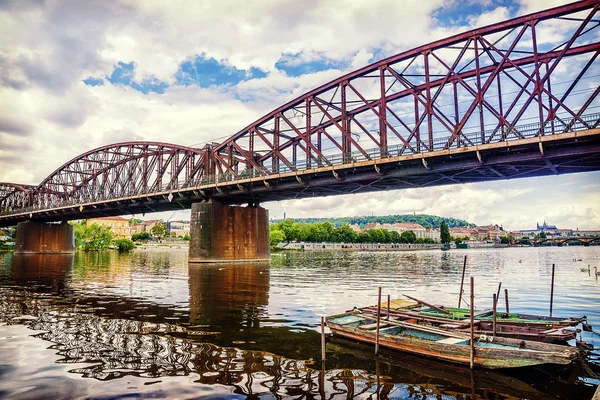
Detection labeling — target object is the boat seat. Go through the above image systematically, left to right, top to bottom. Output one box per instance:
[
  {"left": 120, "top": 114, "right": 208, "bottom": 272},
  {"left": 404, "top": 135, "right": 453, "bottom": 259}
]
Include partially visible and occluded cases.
[
  {"left": 359, "top": 322, "right": 389, "bottom": 330},
  {"left": 436, "top": 337, "right": 468, "bottom": 344}
]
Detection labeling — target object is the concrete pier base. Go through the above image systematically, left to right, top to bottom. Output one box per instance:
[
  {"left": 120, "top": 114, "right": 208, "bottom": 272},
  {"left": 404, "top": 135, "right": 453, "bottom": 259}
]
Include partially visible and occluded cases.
[
  {"left": 189, "top": 201, "right": 270, "bottom": 263},
  {"left": 15, "top": 221, "right": 75, "bottom": 254}
]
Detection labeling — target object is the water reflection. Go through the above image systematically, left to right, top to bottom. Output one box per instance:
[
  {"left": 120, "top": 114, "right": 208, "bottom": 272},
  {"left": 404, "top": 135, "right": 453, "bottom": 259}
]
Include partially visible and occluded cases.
[
  {"left": 1, "top": 248, "right": 599, "bottom": 399},
  {"left": 10, "top": 253, "right": 73, "bottom": 293},
  {"left": 189, "top": 263, "right": 269, "bottom": 329}
]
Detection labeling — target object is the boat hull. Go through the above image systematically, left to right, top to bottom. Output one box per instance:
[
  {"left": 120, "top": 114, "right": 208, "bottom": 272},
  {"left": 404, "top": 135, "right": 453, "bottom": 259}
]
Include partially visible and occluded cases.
[{"left": 326, "top": 313, "right": 580, "bottom": 369}]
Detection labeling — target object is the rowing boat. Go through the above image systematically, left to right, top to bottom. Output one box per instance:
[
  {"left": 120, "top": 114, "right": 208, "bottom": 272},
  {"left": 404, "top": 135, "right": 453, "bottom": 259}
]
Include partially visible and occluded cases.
[
  {"left": 356, "top": 298, "right": 584, "bottom": 343},
  {"left": 326, "top": 311, "right": 581, "bottom": 369}
]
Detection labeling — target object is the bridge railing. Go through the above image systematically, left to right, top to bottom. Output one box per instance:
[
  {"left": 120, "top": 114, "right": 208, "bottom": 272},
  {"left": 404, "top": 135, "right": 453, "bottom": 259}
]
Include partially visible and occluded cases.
[{"left": 0, "top": 113, "right": 598, "bottom": 217}]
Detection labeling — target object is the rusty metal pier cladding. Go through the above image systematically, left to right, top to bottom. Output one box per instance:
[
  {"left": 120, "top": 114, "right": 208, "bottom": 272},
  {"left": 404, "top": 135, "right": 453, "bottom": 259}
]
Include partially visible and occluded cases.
[
  {"left": 1, "top": 1, "right": 600, "bottom": 259},
  {"left": 189, "top": 201, "right": 269, "bottom": 263},
  {"left": 15, "top": 221, "right": 74, "bottom": 253}
]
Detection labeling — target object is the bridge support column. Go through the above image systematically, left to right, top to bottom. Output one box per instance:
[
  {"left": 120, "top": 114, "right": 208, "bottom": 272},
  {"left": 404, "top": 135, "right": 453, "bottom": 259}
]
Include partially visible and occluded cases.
[
  {"left": 189, "top": 201, "right": 270, "bottom": 263},
  {"left": 15, "top": 221, "right": 75, "bottom": 253}
]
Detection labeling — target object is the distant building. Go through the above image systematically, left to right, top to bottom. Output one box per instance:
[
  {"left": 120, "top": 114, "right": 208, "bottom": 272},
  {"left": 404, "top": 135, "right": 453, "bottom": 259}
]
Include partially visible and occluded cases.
[
  {"left": 88, "top": 216, "right": 131, "bottom": 239},
  {"left": 131, "top": 220, "right": 162, "bottom": 234},
  {"left": 168, "top": 220, "right": 190, "bottom": 236},
  {"left": 515, "top": 221, "right": 560, "bottom": 237},
  {"left": 573, "top": 229, "right": 600, "bottom": 237}
]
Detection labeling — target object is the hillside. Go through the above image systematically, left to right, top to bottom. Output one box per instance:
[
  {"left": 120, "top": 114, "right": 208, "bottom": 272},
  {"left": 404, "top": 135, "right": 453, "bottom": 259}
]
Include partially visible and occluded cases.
[{"left": 271, "top": 214, "right": 474, "bottom": 229}]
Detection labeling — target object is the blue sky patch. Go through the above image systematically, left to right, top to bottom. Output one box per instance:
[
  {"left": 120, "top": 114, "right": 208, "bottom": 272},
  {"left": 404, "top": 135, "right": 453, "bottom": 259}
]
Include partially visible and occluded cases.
[
  {"left": 433, "top": 0, "right": 517, "bottom": 27},
  {"left": 275, "top": 52, "right": 349, "bottom": 77},
  {"left": 176, "top": 55, "right": 267, "bottom": 88},
  {"left": 107, "top": 61, "right": 168, "bottom": 94},
  {"left": 82, "top": 77, "right": 104, "bottom": 86}
]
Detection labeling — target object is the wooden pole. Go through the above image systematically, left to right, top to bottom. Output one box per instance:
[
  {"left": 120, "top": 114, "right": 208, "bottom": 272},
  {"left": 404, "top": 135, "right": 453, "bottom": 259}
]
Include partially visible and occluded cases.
[
  {"left": 458, "top": 255, "right": 467, "bottom": 308},
  {"left": 550, "top": 263, "right": 555, "bottom": 317},
  {"left": 470, "top": 277, "right": 475, "bottom": 369},
  {"left": 495, "top": 282, "right": 502, "bottom": 308},
  {"left": 375, "top": 287, "right": 382, "bottom": 354},
  {"left": 504, "top": 289, "right": 510, "bottom": 314},
  {"left": 403, "top": 293, "right": 451, "bottom": 314},
  {"left": 492, "top": 293, "right": 497, "bottom": 338},
  {"left": 387, "top": 295, "right": 391, "bottom": 320},
  {"left": 321, "top": 316, "right": 326, "bottom": 362}
]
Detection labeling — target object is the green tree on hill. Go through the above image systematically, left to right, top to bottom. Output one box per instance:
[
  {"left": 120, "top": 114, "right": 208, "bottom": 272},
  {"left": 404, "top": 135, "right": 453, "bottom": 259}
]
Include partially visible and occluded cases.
[{"left": 440, "top": 220, "right": 451, "bottom": 244}]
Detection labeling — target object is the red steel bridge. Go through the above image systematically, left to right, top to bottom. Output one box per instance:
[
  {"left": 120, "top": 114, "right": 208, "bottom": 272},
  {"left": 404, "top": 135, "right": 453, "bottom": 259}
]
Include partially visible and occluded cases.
[{"left": 1, "top": 1, "right": 600, "bottom": 227}]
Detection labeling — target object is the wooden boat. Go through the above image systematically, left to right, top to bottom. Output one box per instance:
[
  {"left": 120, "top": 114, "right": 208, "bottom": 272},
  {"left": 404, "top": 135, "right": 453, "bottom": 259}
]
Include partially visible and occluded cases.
[
  {"left": 355, "top": 298, "right": 584, "bottom": 344},
  {"left": 326, "top": 311, "right": 581, "bottom": 369}
]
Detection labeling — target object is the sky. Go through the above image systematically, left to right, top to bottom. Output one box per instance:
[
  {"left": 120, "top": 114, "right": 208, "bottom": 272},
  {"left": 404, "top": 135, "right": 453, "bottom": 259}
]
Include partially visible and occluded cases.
[{"left": 0, "top": 0, "right": 598, "bottom": 231}]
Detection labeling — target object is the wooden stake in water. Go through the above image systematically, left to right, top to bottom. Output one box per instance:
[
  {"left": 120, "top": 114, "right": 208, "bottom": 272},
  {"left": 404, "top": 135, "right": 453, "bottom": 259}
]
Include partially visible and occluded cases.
[
  {"left": 458, "top": 255, "right": 467, "bottom": 308},
  {"left": 550, "top": 263, "right": 555, "bottom": 317},
  {"left": 470, "top": 277, "right": 475, "bottom": 369},
  {"left": 495, "top": 282, "right": 502, "bottom": 308},
  {"left": 375, "top": 287, "right": 382, "bottom": 354},
  {"left": 504, "top": 289, "right": 510, "bottom": 313},
  {"left": 492, "top": 293, "right": 497, "bottom": 338},
  {"left": 387, "top": 295, "right": 391, "bottom": 320},
  {"left": 321, "top": 316, "right": 326, "bottom": 362}
]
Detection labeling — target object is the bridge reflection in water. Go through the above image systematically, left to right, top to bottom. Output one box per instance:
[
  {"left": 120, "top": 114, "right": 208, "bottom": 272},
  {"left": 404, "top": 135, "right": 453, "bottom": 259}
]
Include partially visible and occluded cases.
[{"left": 0, "top": 252, "right": 595, "bottom": 399}]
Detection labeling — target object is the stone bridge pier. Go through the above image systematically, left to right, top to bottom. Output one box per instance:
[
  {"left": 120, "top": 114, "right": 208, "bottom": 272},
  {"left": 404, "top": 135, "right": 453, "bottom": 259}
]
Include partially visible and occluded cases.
[
  {"left": 188, "top": 201, "right": 270, "bottom": 263},
  {"left": 15, "top": 221, "right": 75, "bottom": 253}
]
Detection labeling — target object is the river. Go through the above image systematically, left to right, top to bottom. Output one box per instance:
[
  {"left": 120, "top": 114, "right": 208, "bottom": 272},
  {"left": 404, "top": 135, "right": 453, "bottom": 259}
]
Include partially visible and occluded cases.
[{"left": 0, "top": 246, "right": 599, "bottom": 399}]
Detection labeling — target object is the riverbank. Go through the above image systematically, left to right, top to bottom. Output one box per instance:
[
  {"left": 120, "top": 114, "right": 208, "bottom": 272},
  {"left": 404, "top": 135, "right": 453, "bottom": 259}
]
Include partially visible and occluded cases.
[{"left": 278, "top": 241, "right": 442, "bottom": 251}]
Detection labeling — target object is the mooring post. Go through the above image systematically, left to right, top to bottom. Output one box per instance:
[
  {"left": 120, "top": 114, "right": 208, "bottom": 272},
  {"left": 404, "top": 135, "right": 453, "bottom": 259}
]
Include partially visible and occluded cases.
[
  {"left": 458, "top": 255, "right": 467, "bottom": 308},
  {"left": 550, "top": 263, "right": 555, "bottom": 317},
  {"left": 470, "top": 277, "right": 475, "bottom": 369},
  {"left": 495, "top": 282, "right": 502, "bottom": 308},
  {"left": 375, "top": 287, "right": 382, "bottom": 354},
  {"left": 504, "top": 288, "right": 510, "bottom": 314},
  {"left": 492, "top": 293, "right": 497, "bottom": 338},
  {"left": 387, "top": 294, "right": 390, "bottom": 320},
  {"left": 321, "top": 316, "right": 326, "bottom": 362}
]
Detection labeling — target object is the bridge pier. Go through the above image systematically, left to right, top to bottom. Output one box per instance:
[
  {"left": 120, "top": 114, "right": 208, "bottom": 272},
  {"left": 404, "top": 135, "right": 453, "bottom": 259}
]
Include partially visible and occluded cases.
[
  {"left": 188, "top": 201, "right": 270, "bottom": 263},
  {"left": 15, "top": 221, "right": 75, "bottom": 254}
]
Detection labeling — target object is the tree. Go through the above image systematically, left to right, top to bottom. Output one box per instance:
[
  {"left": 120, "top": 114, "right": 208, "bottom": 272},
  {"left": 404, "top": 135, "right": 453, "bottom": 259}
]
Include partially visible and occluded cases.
[
  {"left": 440, "top": 220, "right": 451, "bottom": 244},
  {"left": 72, "top": 221, "right": 114, "bottom": 251},
  {"left": 151, "top": 222, "right": 168, "bottom": 239},
  {"left": 331, "top": 224, "right": 357, "bottom": 243},
  {"left": 270, "top": 228, "right": 286, "bottom": 248},
  {"left": 400, "top": 230, "right": 417, "bottom": 243},
  {"left": 131, "top": 232, "right": 150, "bottom": 241},
  {"left": 115, "top": 238, "right": 135, "bottom": 252}
]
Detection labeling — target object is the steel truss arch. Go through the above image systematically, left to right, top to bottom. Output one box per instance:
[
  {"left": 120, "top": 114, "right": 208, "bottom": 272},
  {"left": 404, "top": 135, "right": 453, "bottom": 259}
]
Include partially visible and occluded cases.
[
  {"left": 211, "top": 0, "right": 600, "bottom": 180},
  {"left": 33, "top": 142, "right": 208, "bottom": 210},
  {"left": 0, "top": 183, "right": 34, "bottom": 214}
]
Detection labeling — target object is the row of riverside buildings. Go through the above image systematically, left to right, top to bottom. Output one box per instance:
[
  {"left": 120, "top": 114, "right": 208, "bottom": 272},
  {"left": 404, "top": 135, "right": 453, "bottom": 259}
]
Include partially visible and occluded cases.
[
  {"left": 86, "top": 217, "right": 190, "bottom": 239},
  {"left": 351, "top": 221, "right": 600, "bottom": 242},
  {"left": 348, "top": 222, "right": 503, "bottom": 242}
]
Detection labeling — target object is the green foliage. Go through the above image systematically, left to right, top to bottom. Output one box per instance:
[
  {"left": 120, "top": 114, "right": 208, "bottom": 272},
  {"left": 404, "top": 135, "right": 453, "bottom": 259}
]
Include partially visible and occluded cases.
[
  {"left": 271, "top": 214, "right": 472, "bottom": 229},
  {"left": 270, "top": 220, "right": 425, "bottom": 244},
  {"left": 440, "top": 220, "right": 451, "bottom": 244},
  {"left": 72, "top": 221, "right": 114, "bottom": 251},
  {"left": 151, "top": 222, "right": 168, "bottom": 239},
  {"left": 270, "top": 228, "right": 286, "bottom": 248},
  {"left": 400, "top": 230, "right": 417, "bottom": 243},
  {"left": 131, "top": 231, "right": 151, "bottom": 241},
  {"left": 536, "top": 232, "right": 547, "bottom": 239},
  {"left": 183, "top": 234, "right": 190, "bottom": 241},
  {"left": 499, "top": 236, "right": 513, "bottom": 244},
  {"left": 115, "top": 238, "right": 135, "bottom": 252}
]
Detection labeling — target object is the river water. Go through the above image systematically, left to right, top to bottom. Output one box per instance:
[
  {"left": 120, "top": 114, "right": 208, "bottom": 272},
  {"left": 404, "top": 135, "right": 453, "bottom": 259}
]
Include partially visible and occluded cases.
[{"left": 0, "top": 246, "right": 599, "bottom": 399}]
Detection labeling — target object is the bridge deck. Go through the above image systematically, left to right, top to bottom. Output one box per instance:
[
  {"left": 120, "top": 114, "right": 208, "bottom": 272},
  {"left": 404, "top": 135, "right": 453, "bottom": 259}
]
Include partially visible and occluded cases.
[{"left": 1, "top": 128, "right": 598, "bottom": 226}]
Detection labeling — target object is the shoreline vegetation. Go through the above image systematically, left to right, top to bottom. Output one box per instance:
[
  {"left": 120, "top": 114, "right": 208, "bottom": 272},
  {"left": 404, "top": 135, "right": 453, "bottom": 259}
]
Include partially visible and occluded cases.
[{"left": 270, "top": 218, "right": 444, "bottom": 249}]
